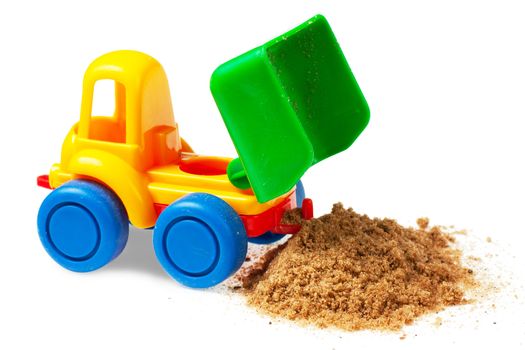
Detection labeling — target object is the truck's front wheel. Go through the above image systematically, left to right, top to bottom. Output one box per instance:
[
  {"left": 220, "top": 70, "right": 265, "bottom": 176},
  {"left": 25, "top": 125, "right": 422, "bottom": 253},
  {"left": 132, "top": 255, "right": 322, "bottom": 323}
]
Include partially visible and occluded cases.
[{"left": 37, "top": 180, "right": 129, "bottom": 272}]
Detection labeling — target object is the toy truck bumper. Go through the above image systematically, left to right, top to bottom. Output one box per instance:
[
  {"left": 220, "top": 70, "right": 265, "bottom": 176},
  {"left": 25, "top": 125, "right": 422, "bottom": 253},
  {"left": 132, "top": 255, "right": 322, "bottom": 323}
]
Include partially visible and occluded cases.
[{"left": 239, "top": 197, "right": 313, "bottom": 237}]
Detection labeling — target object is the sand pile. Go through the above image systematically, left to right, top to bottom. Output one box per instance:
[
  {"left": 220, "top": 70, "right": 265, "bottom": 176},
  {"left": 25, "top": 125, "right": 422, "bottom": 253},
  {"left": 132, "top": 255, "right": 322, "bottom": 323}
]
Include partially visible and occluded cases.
[{"left": 239, "top": 203, "right": 476, "bottom": 331}]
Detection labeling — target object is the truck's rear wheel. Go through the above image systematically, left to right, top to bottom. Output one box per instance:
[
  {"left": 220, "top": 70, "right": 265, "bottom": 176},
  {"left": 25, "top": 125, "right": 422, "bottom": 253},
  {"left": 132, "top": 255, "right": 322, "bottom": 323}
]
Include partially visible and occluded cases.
[
  {"left": 37, "top": 180, "right": 129, "bottom": 272},
  {"left": 153, "top": 193, "right": 247, "bottom": 288}
]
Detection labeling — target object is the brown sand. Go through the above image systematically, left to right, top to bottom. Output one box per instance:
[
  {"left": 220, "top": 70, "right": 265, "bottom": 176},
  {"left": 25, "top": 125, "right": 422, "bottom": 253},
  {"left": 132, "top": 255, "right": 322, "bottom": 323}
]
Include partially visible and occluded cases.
[{"left": 239, "top": 203, "right": 476, "bottom": 331}]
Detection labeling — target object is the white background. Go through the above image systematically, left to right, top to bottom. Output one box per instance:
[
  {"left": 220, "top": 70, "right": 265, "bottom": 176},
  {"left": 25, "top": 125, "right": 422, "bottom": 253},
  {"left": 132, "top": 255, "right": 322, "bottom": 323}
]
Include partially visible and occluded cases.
[{"left": 1, "top": 0, "right": 524, "bottom": 349}]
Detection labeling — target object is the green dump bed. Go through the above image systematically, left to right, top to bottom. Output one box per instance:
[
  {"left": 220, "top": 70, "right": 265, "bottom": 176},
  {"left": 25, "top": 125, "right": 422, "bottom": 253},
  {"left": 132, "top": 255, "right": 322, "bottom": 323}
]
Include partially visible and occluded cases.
[{"left": 211, "top": 15, "right": 370, "bottom": 203}]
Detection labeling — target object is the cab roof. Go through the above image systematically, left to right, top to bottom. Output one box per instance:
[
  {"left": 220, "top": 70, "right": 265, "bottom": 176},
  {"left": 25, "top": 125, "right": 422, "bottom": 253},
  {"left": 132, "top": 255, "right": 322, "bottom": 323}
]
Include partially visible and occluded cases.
[{"left": 84, "top": 50, "right": 162, "bottom": 86}]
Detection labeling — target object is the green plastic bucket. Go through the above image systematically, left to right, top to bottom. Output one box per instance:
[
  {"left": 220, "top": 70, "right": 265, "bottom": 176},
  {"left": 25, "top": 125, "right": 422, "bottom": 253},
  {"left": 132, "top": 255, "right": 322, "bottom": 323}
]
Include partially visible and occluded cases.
[{"left": 211, "top": 15, "right": 370, "bottom": 203}]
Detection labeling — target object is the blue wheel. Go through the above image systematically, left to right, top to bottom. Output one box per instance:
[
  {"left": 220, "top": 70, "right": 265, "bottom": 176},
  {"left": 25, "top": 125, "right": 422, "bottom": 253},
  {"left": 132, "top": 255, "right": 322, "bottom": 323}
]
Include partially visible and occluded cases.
[
  {"left": 37, "top": 180, "right": 129, "bottom": 272},
  {"left": 248, "top": 181, "right": 305, "bottom": 245},
  {"left": 153, "top": 193, "right": 248, "bottom": 288}
]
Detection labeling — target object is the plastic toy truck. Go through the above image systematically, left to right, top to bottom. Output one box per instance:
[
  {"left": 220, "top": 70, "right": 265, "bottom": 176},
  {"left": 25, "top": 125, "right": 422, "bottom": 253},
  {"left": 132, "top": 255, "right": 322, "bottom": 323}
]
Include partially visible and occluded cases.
[{"left": 36, "top": 15, "right": 369, "bottom": 288}]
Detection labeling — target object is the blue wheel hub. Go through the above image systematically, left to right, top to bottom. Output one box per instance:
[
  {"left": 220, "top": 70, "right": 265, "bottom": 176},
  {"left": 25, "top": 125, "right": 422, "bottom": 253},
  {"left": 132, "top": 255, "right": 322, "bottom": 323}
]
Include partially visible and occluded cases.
[
  {"left": 47, "top": 204, "right": 100, "bottom": 260},
  {"left": 164, "top": 219, "right": 219, "bottom": 276}
]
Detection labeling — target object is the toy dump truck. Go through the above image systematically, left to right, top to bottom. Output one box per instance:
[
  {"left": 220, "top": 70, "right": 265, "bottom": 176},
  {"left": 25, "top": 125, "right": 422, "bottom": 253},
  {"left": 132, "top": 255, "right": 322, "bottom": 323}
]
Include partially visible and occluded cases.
[{"left": 36, "top": 15, "right": 369, "bottom": 288}]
